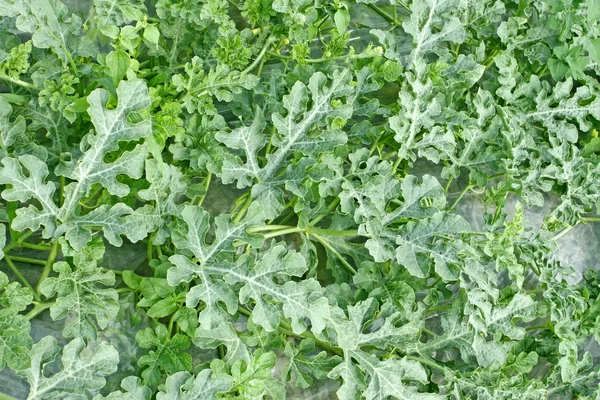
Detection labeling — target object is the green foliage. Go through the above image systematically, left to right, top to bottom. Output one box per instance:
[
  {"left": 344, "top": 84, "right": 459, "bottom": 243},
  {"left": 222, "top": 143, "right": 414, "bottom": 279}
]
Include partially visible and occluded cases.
[{"left": 1, "top": 0, "right": 600, "bottom": 399}]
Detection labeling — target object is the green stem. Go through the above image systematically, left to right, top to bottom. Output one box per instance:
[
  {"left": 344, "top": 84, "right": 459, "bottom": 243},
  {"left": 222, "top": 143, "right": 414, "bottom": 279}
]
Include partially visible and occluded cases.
[
  {"left": 368, "top": 4, "right": 398, "bottom": 25},
  {"left": 241, "top": 35, "right": 276, "bottom": 75},
  {"left": 61, "top": 44, "right": 83, "bottom": 96},
  {"left": 266, "top": 51, "right": 353, "bottom": 64},
  {"left": 0, "top": 74, "right": 39, "bottom": 90},
  {"left": 391, "top": 156, "right": 402, "bottom": 174},
  {"left": 197, "top": 172, "right": 212, "bottom": 207},
  {"left": 59, "top": 176, "right": 66, "bottom": 207},
  {"left": 444, "top": 177, "right": 453, "bottom": 195},
  {"left": 448, "top": 184, "right": 474, "bottom": 211},
  {"left": 230, "top": 193, "right": 249, "bottom": 215},
  {"left": 233, "top": 196, "right": 253, "bottom": 224},
  {"left": 309, "top": 197, "right": 340, "bottom": 226},
  {"left": 550, "top": 216, "right": 600, "bottom": 241},
  {"left": 582, "top": 217, "right": 600, "bottom": 223},
  {"left": 551, "top": 223, "right": 577, "bottom": 241},
  {"left": 247, "top": 225, "right": 296, "bottom": 233},
  {"left": 251, "top": 225, "right": 358, "bottom": 238},
  {"left": 262, "top": 227, "right": 304, "bottom": 239},
  {"left": 307, "top": 227, "right": 358, "bottom": 237},
  {"left": 2, "top": 231, "right": 34, "bottom": 254},
  {"left": 148, "top": 232, "right": 156, "bottom": 262},
  {"left": 309, "top": 233, "right": 357, "bottom": 275},
  {"left": 36, "top": 241, "right": 59, "bottom": 297},
  {"left": 20, "top": 242, "right": 52, "bottom": 251},
  {"left": 4, "top": 255, "right": 47, "bottom": 266},
  {"left": 4, "top": 257, "right": 40, "bottom": 301},
  {"left": 530, "top": 263, "right": 540, "bottom": 277},
  {"left": 26, "top": 302, "right": 53, "bottom": 320},
  {"left": 426, "top": 304, "right": 452, "bottom": 314},
  {"left": 239, "top": 306, "right": 344, "bottom": 355},
  {"left": 168, "top": 313, "right": 176, "bottom": 336},
  {"left": 526, "top": 325, "right": 550, "bottom": 331},
  {"left": 422, "top": 328, "right": 436, "bottom": 336},
  {"left": 405, "top": 355, "right": 446, "bottom": 372},
  {"left": 0, "top": 391, "right": 20, "bottom": 400}
]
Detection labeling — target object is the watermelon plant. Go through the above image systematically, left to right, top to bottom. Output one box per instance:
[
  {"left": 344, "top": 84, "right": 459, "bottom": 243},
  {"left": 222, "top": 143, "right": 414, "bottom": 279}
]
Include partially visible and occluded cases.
[{"left": 1, "top": 0, "right": 600, "bottom": 398}]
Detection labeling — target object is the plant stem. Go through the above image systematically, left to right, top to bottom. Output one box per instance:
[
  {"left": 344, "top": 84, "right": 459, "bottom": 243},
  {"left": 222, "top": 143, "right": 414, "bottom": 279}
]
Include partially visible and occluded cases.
[
  {"left": 368, "top": 4, "right": 398, "bottom": 25},
  {"left": 242, "top": 35, "right": 276, "bottom": 75},
  {"left": 266, "top": 51, "right": 354, "bottom": 64},
  {"left": 0, "top": 74, "right": 39, "bottom": 90},
  {"left": 391, "top": 156, "right": 402, "bottom": 174},
  {"left": 197, "top": 172, "right": 212, "bottom": 207},
  {"left": 58, "top": 176, "right": 66, "bottom": 207},
  {"left": 444, "top": 177, "right": 453, "bottom": 195},
  {"left": 448, "top": 184, "right": 474, "bottom": 211},
  {"left": 233, "top": 195, "right": 253, "bottom": 224},
  {"left": 309, "top": 197, "right": 340, "bottom": 226},
  {"left": 582, "top": 217, "right": 600, "bottom": 223},
  {"left": 248, "top": 224, "right": 358, "bottom": 237},
  {"left": 551, "top": 224, "right": 577, "bottom": 241},
  {"left": 247, "top": 225, "right": 295, "bottom": 233},
  {"left": 262, "top": 227, "right": 304, "bottom": 239},
  {"left": 307, "top": 227, "right": 358, "bottom": 237},
  {"left": 2, "top": 231, "right": 34, "bottom": 254},
  {"left": 147, "top": 232, "right": 156, "bottom": 262},
  {"left": 309, "top": 233, "right": 357, "bottom": 275},
  {"left": 36, "top": 241, "right": 59, "bottom": 297},
  {"left": 20, "top": 242, "right": 52, "bottom": 251},
  {"left": 4, "top": 255, "right": 47, "bottom": 266},
  {"left": 4, "top": 257, "right": 40, "bottom": 301},
  {"left": 26, "top": 302, "right": 53, "bottom": 320},
  {"left": 426, "top": 304, "right": 451, "bottom": 314},
  {"left": 239, "top": 306, "right": 344, "bottom": 355},
  {"left": 168, "top": 313, "right": 176, "bottom": 335},
  {"left": 526, "top": 325, "right": 550, "bottom": 331},
  {"left": 422, "top": 328, "right": 436, "bottom": 336},
  {"left": 405, "top": 355, "right": 446, "bottom": 372},
  {"left": 0, "top": 391, "right": 20, "bottom": 400}
]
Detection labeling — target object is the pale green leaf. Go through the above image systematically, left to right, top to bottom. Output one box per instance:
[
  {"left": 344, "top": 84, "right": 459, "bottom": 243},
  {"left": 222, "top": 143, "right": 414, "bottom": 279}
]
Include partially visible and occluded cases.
[{"left": 21, "top": 336, "right": 119, "bottom": 400}]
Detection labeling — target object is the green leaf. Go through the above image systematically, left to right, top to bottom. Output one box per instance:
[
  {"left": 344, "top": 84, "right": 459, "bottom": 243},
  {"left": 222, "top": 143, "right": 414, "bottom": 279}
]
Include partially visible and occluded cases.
[
  {"left": 0, "top": 0, "right": 88, "bottom": 63},
  {"left": 94, "top": 0, "right": 146, "bottom": 27},
  {"left": 403, "top": 0, "right": 466, "bottom": 65},
  {"left": 587, "top": 0, "right": 600, "bottom": 20},
  {"left": 334, "top": 9, "right": 351, "bottom": 34},
  {"left": 143, "top": 25, "right": 160, "bottom": 45},
  {"left": 105, "top": 51, "right": 130, "bottom": 85},
  {"left": 172, "top": 58, "right": 259, "bottom": 114},
  {"left": 58, "top": 78, "right": 151, "bottom": 211},
  {"left": 527, "top": 78, "right": 600, "bottom": 143},
  {"left": 0, "top": 96, "right": 26, "bottom": 149},
  {"left": 215, "top": 107, "right": 266, "bottom": 188},
  {"left": 0, "top": 154, "right": 60, "bottom": 238},
  {"left": 168, "top": 205, "right": 250, "bottom": 327},
  {"left": 0, "top": 224, "right": 5, "bottom": 260},
  {"left": 229, "top": 245, "right": 330, "bottom": 334},
  {"left": 40, "top": 259, "right": 119, "bottom": 341},
  {"left": 0, "top": 271, "right": 33, "bottom": 371},
  {"left": 0, "top": 309, "right": 32, "bottom": 372},
  {"left": 194, "top": 322, "right": 251, "bottom": 364},
  {"left": 136, "top": 325, "right": 192, "bottom": 386},
  {"left": 20, "top": 336, "right": 119, "bottom": 399},
  {"left": 283, "top": 339, "right": 342, "bottom": 388},
  {"left": 229, "top": 349, "right": 285, "bottom": 399},
  {"left": 156, "top": 370, "right": 233, "bottom": 400},
  {"left": 93, "top": 376, "right": 152, "bottom": 400}
]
